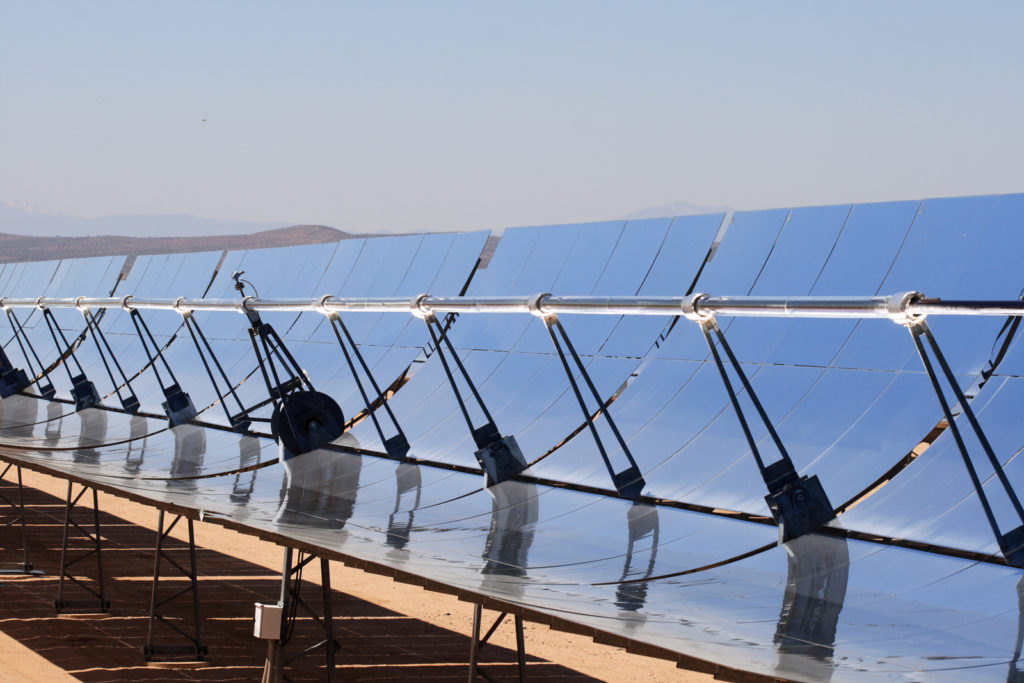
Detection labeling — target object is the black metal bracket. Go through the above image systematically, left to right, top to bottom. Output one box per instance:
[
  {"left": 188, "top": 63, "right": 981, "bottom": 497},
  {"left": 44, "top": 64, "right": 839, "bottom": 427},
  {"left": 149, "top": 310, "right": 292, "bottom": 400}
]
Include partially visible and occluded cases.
[
  {"left": 233, "top": 272, "right": 307, "bottom": 411},
  {"left": 81, "top": 307, "right": 140, "bottom": 413},
  {"left": 5, "top": 308, "right": 55, "bottom": 399},
  {"left": 41, "top": 308, "right": 100, "bottom": 411},
  {"left": 129, "top": 308, "right": 197, "bottom": 426},
  {"left": 327, "top": 311, "right": 410, "bottom": 460},
  {"left": 423, "top": 312, "right": 526, "bottom": 486},
  {"left": 541, "top": 313, "right": 645, "bottom": 500},
  {"left": 697, "top": 315, "right": 834, "bottom": 541},
  {"left": 908, "top": 318, "right": 1024, "bottom": 568},
  {"left": 248, "top": 320, "right": 310, "bottom": 407},
  {"left": 0, "top": 342, "right": 30, "bottom": 398},
  {"left": 0, "top": 464, "right": 37, "bottom": 574},
  {"left": 55, "top": 482, "right": 109, "bottom": 613},
  {"left": 144, "top": 511, "right": 207, "bottom": 661},
  {"left": 278, "top": 548, "right": 338, "bottom": 682},
  {"left": 468, "top": 605, "right": 527, "bottom": 683}
]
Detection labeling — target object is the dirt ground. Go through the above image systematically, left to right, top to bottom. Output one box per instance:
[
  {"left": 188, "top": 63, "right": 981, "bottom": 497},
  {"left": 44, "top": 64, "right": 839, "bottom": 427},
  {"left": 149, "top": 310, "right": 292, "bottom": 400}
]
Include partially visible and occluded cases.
[{"left": 0, "top": 468, "right": 715, "bottom": 682}]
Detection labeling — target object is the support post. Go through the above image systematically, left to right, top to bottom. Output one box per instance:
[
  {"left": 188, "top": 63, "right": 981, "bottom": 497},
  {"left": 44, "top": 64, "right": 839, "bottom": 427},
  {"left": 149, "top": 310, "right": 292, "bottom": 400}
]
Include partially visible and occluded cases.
[
  {"left": 0, "top": 464, "right": 34, "bottom": 574},
  {"left": 55, "top": 483, "right": 109, "bottom": 613},
  {"left": 143, "top": 511, "right": 207, "bottom": 661},
  {"left": 277, "top": 548, "right": 338, "bottom": 681},
  {"left": 468, "top": 604, "right": 527, "bottom": 683}
]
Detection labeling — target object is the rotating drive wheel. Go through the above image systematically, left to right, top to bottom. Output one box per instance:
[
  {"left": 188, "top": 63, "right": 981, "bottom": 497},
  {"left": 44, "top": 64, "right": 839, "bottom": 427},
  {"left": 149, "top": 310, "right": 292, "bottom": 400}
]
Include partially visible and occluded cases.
[{"left": 272, "top": 390, "right": 345, "bottom": 457}]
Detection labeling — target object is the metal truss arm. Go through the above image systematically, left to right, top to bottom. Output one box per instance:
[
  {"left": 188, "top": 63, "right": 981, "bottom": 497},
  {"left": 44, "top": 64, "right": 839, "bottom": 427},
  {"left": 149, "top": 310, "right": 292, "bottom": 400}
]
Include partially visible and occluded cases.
[
  {"left": 3, "top": 308, "right": 55, "bottom": 398},
  {"left": 41, "top": 308, "right": 100, "bottom": 411},
  {"left": 80, "top": 308, "right": 140, "bottom": 413},
  {"left": 129, "top": 309, "right": 198, "bottom": 426},
  {"left": 327, "top": 312, "right": 410, "bottom": 460},
  {"left": 422, "top": 312, "right": 526, "bottom": 486},
  {"left": 539, "top": 312, "right": 645, "bottom": 500},
  {"left": 693, "top": 312, "right": 834, "bottom": 541},
  {"left": 907, "top": 318, "right": 1024, "bottom": 568}
]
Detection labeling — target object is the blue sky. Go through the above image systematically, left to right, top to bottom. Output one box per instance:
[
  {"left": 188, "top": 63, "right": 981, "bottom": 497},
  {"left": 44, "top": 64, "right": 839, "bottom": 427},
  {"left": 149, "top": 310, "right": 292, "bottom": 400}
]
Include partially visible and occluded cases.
[{"left": 2, "top": 1, "right": 1022, "bottom": 233}]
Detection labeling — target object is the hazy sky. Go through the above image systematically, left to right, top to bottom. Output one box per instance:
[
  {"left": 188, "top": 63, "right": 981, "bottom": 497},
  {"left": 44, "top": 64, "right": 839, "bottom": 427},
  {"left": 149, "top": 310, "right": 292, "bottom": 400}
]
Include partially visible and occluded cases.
[{"left": 2, "top": 1, "right": 1022, "bottom": 234}]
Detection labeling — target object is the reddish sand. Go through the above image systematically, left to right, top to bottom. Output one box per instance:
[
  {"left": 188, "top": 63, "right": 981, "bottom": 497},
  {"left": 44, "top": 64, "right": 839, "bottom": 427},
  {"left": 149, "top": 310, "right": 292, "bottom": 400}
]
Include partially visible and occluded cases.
[{"left": 0, "top": 468, "right": 717, "bottom": 682}]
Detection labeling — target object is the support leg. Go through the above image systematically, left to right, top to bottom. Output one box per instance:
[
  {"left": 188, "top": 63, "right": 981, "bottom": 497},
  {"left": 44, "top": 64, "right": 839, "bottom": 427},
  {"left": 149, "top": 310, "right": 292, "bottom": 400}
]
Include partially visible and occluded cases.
[
  {"left": 0, "top": 464, "right": 34, "bottom": 574},
  {"left": 55, "top": 484, "right": 108, "bottom": 613},
  {"left": 143, "top": 511, "right": 207, "bottom": 660},
  {"left": 278, "top": 549, "right": 338, "bottom": 680},
  {"left": 321, "top": 557, "right": 337, "bottom": 682},
  {"left": 469, "top": 603, "right": 483, "bottom": 683},
  {"left": 468, "top": 605, "right": 528, "bottom": 682},
  {"left": 515, "top": 615, "right": 526, "bottom": 683}
]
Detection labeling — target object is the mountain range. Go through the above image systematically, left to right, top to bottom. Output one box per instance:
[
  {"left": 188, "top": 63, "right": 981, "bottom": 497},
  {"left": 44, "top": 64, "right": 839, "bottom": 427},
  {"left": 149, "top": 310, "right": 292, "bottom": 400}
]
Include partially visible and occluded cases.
[
  {"left": 0, "top": 199, "right": 732, "bottom": 264},
  {"left": 0, "top": 200, "right": 289, "bottom": 238},
  {"left": 618, "top": 200, "right": 734, "bottom": 220},
  {"left": 0, "top": 224, "right": 355, "bottom": 264}
]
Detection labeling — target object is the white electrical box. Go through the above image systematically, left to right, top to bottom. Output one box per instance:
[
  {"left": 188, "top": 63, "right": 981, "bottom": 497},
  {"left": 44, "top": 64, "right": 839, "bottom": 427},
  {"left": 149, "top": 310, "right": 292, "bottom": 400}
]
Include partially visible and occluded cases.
[{"left": 253, "top": 602, "right": 283, "bottom": 640}]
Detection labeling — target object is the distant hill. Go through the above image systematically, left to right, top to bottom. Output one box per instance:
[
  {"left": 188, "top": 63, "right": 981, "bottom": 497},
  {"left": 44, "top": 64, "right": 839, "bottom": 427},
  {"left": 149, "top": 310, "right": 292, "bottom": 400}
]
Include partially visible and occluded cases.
[
  {"left": 0, "top": 200, "right": 290, "bottom": 238},
  {"left": 619, "top": 200, "right": 734, "bottom": 220},
  {"left": 0, "top": 224, "right": 358, "bottom": 264}
]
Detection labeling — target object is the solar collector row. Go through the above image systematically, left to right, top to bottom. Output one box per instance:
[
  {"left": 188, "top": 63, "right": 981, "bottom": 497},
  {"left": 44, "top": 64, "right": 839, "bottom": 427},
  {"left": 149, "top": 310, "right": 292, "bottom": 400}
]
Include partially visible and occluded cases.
[{"left": 0, "top": 194, "right": 1022, "bottom": 681}]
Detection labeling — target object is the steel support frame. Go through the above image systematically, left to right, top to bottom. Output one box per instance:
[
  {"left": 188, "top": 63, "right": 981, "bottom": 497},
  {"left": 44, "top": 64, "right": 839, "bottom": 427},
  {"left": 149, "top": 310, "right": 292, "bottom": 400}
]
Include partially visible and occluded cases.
[
  {"left": 5, "top": 307, "right": 55, "bottom": 398},
  {"left": 41, "top": 307, "right": 100, "bottom": 411},
  {"left": 81, "top": 307, "right": 140, "bottom": 413},
  {"left": 128, "top": 308, "right": 198, "bottom": 426},
  {"left": 181, "top": 312, "right": 251, "bottom": 432},
  {"left": 328, "top": 312, "right": 410, "bottom": 460},
  {"left": 422, "top": 313, "right": 526, "bottom": 485},
  {"left": 541, "top": 313, "right": 645, "bottom": 500},
  {"left": 696, "top": 315, "right": 834, "bottom": 540},
  {"left": 907, "top": 318, "right": 1024, "bottom": 567},
  {"left": 247, "top": 322, "right": 307, "bottom": 413},
  {"left": 0, "top": 464, "right": 33, "bottom": 573},
  {"left": 55, "top": 482, "right": 109, "bottom": 613},
  {"left": 144, "top": 511, "right": 207, "bottom": 661},
  {"left": 278, "top": 548, "right": 337, "bottom": 681},
  {"left": 468, "top": 604, "right": 527, "bottom": 683}
]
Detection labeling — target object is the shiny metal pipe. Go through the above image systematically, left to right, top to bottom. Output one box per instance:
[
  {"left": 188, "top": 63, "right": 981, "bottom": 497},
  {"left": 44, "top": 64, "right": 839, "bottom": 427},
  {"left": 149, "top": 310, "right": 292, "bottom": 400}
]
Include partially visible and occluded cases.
[
  {"left": 1, "top": 292, "right": 1022, "bottom": 320},
  {"left": 693, "top": 296, "right": 891, "bottom": 319},
  {"left": 909, "top": 299, "right": 1024, "bottom": 317}
]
